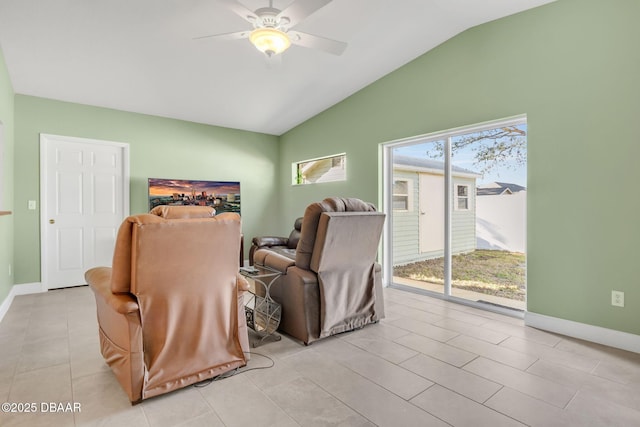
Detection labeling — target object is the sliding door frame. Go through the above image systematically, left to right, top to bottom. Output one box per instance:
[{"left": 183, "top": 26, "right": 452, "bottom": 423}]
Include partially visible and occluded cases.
[{"left": 380, "top": 114, "right": 527, "bottom": 317}]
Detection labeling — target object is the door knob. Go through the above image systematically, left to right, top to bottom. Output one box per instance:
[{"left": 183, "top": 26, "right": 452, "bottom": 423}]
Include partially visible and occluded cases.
[{"left": 49, "top": 219, "right": 55, "bottom": 224}]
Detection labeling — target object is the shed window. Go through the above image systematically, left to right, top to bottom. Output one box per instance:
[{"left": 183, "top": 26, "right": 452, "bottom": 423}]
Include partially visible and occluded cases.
[
  {"left": 393, "top": 179, "right": 412, "bottom": 211},
  {"left": 456, "top": 185, "right": 470, "bottom": 210}
]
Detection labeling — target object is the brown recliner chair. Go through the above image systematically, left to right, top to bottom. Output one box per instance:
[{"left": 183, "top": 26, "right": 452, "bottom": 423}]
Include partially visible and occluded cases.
[
  {"left": 253, "top": 197, "right": 386, "bottom": 345},
  {"left": 85, "top": 206, "right": 250, "bottom": 403},
  {"left": 249, "top": 217, "right": 302, "bottom": 265}
]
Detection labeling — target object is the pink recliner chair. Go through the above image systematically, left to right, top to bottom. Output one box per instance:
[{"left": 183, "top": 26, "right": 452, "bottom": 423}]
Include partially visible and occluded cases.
[{"left": 85, "top": 206, "right": 250, "bottom": 402}]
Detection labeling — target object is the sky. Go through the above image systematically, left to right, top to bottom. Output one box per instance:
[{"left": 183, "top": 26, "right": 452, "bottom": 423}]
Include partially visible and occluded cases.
[
  {"left": 393, "top": 127, "right": 527, "bottom": 187},
  {"left": 148, "top": 179, "right": 240, "bottom": 196}
]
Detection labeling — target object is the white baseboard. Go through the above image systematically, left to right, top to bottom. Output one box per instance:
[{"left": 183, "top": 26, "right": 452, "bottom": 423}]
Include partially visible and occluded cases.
[
  {"left": 0, "top": 282, "right": 45, "bottom": 323},
  {"left": 525, "top": 311, "right": 640, "bottom": 354}
]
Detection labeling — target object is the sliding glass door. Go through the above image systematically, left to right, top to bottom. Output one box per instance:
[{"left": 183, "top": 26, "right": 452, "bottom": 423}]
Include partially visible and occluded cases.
[{"left": 384, "top": 116, "right": 527, "bottom": 313}]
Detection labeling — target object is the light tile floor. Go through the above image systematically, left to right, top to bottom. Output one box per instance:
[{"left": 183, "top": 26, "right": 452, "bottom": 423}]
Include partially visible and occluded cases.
[{"left": 0, "top": 286, "right": 639, "bottom": 426}]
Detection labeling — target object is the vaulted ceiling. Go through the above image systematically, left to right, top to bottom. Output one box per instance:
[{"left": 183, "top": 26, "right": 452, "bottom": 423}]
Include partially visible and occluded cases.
[{"left": 0, "top": 0, "right": 556, "bottom": 135}]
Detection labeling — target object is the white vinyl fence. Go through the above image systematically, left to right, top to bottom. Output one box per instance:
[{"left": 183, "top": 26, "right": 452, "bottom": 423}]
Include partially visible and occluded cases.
[{"left": 476, "top": 191, "right": 526, "bottom": 253}]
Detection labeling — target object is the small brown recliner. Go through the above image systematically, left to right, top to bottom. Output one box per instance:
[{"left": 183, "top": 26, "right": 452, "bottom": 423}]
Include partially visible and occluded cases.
[
  {"left": 253, "top": 197, "right": 386, "bottom": 345},
  {"left": 85, "top": 206, "right": 250, "bottom": 403},
  {"left": 249, "top": 217, "right": 302, "bottom": 265}
]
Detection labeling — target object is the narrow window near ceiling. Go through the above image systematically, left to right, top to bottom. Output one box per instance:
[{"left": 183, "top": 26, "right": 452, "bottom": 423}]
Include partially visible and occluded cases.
[{"left": 292, "top": 153, "right": 346, "bottom": 185}]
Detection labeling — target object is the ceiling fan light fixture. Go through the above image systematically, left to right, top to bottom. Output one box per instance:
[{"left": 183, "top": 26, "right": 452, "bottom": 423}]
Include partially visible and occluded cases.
[{"left": 249, "top": 27, "right": 291, "bottom": 56}]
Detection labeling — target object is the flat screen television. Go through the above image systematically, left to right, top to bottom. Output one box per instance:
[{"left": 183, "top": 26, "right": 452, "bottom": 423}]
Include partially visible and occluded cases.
[{"left": 148, "top": 178, "right": 241, "bottom": 214}]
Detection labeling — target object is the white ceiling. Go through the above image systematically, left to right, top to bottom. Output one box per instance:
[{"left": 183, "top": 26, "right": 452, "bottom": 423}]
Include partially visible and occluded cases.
[{"left": 0, "top": 0, "right": 555, "bottom": 136}]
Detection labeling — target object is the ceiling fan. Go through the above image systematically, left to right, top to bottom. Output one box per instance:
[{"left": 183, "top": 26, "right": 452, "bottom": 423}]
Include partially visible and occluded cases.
[{"left": 196, "top": 0, "right": 347, "bottom": 57}]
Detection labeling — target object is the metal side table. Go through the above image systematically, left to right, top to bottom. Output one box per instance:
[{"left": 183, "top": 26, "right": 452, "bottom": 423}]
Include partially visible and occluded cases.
[{"left": 240, "top": 265, "right": 282, "bottom": 347}]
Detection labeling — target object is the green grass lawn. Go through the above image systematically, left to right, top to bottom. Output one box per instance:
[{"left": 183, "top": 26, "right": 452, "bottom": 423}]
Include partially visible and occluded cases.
[{"left": 393, "top": 250, "right": 526, "bottom": 301}]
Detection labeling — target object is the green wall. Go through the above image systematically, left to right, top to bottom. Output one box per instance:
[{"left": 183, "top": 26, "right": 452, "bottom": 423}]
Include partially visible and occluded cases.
[
  {"left": 5, "top": 0, "right": 639, "bottom": 337},
  {"left": 279, "top": 0, "right": 640, "bottom": 335},
  {"left": 0, "top": 47, "right": 14, "bottom": 303},
  {"left": 13, "top": 96, "right": 279, "bottom": 284}
]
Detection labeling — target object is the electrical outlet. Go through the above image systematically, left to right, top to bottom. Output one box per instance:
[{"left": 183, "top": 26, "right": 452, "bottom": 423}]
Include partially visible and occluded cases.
[
  {"left": 28, "top": 200, "right": 37, "bottom": 210},
  {"left": 8, "top": 264, "right": 11, "bottom": 277},
  {"left": 611, "top": 290, "right": 624, "bottom": 307}
]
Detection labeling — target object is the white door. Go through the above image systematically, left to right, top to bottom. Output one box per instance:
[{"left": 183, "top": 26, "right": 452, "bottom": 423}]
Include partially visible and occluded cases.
[
  {"left": 41, "top": 134, "right": 129, "bottom": 289},
  {"left": 419, "top": 173, "right": 444, "bottom": 253}
]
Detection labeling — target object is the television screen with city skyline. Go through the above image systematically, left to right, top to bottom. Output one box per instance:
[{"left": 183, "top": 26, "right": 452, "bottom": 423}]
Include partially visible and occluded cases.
[{"left": 148, "top": 178, "right": 240, "bottom": 214}]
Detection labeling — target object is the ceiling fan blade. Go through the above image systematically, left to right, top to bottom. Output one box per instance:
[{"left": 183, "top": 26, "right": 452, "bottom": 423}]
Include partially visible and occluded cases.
[
  {"left": 217, "top": 0, "right": 258, "bottom": 23},
  {"left": 277, "top": 0, "right": 332, "bottom": 28},
  {"left": 193, "top": 30, "right": 251, "bottom": 41},
  {"left": 288, "top": 30, "right": 347, "bottom": 55}
]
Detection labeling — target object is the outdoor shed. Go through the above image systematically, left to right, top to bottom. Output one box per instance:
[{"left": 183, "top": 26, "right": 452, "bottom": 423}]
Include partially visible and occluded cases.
[{"left": 393, "top": 155, "right": 481, "bottom": 266}]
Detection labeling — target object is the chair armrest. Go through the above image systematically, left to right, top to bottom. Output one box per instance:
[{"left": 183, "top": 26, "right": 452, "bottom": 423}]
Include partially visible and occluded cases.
[
  {"left": 252, "top": 236, "right": 289, "bottom": 247},
  {"left": 249, "top": 237, "right": 288, "bottom": 266},
  {"left": 254, "top": 249, "right": 296, "bottom": 273},
  {"left": 85, "top": 267, "right": 139, "bottom": 314}
]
